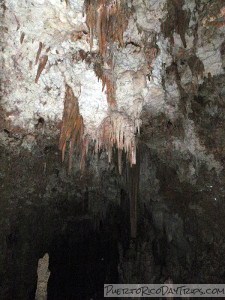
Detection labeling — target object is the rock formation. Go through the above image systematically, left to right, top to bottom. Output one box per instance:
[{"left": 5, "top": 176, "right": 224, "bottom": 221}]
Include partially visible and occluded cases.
[{"left": 0, "top": 0, "right": 225, "bottom": 298}]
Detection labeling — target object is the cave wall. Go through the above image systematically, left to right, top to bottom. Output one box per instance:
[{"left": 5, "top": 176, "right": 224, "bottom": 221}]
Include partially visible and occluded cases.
[{"left": 0, "top": 0, "right": 225, "bottom": 299}]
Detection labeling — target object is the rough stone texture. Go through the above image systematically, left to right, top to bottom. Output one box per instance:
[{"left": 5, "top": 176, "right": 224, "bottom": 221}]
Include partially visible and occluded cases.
[
  {"left": 0, "top": 0, "right": 225, "bottom": 299},
  {"left": 1, "top": 0, "right": 106, "bottom": 137},
  {"left": 35, "top": 253, "right": 50, "bottom": 300}
]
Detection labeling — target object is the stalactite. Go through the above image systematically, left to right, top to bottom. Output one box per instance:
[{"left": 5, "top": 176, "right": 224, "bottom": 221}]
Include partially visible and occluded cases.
[
  {"left": 84, "top": 0, "right": 138, "bottom": 169},
  {"left": 85, "top": 0, "right": 129, "bottom": 56},
  {"left": 85, "top": 0, "right": 96, "bottom": 51},
  {"left": 96, "top": 0, "right": 108, "bottom": 56},
  {"left": 58, "top": 1, "right": 136, "bottom": 172},
  {"left": 20, "top": 32, "right": 25, "bottom": 44},
  {"left": 35, "top": 42, "right": 43, "bottom": 65},
  {"left": 35, "top": 55, "right": 48, "bottom": 83},
  {"left": 94, "top": 59, "right": 117, "bottom": 108},
  {"left": 102, "top": 73, "right": 116, "bottom": 107},
  {"left": 59, "top": 84, "right": 84, "bottom": 171},
  {"left": 95, "top": 112, "right": 139, "bottom": 171},
  {"left": 80, "top": 137, "right": 89, "bottom": 172},
  {"left": 118, "top": 149, "right": 122, "bottom": 174},
  {"left": 127, "top": 149, "right": 140, "bottom": 239}
]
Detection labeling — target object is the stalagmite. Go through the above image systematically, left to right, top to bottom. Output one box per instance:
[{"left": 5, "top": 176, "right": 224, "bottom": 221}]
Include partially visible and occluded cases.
[{"left": 35, "top": 253, "right": 50, "bottom": 300}]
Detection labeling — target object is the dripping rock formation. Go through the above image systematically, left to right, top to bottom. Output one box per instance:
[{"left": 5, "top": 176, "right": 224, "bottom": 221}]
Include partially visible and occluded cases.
[{"left": 0, "top": 0, "right": 225, "bottom": 299}]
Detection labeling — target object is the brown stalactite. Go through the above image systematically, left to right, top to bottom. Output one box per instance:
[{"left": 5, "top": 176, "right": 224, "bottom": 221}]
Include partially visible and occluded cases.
[
  {"left": 84, "top": 0, "right": 137, "bottom": 170},
  {"left": 85, "top": 0, "right": 129, "bottom": 56},
  {"left": 20, "top": 32, "right": 25, "bottom": 44},
  {"left": 35, "top": 42, "right": 43, "bottom": 65},
  {"left": 35, "top": 55, "right": 48, "bottom": 83},
  {"left": 102, "top": 73, "right": 117, "bottom": 108},
  {"left": 59, "top": 84, "right": 84, "bottom": 171},
  {"left": 95, "top": 114, "right": 137, "bottom": 169}
]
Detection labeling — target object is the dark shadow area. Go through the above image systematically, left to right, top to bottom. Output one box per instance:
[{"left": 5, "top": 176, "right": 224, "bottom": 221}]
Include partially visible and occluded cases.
[{"left": 47, "top": 219, "right": 120, "bottom": 300}]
